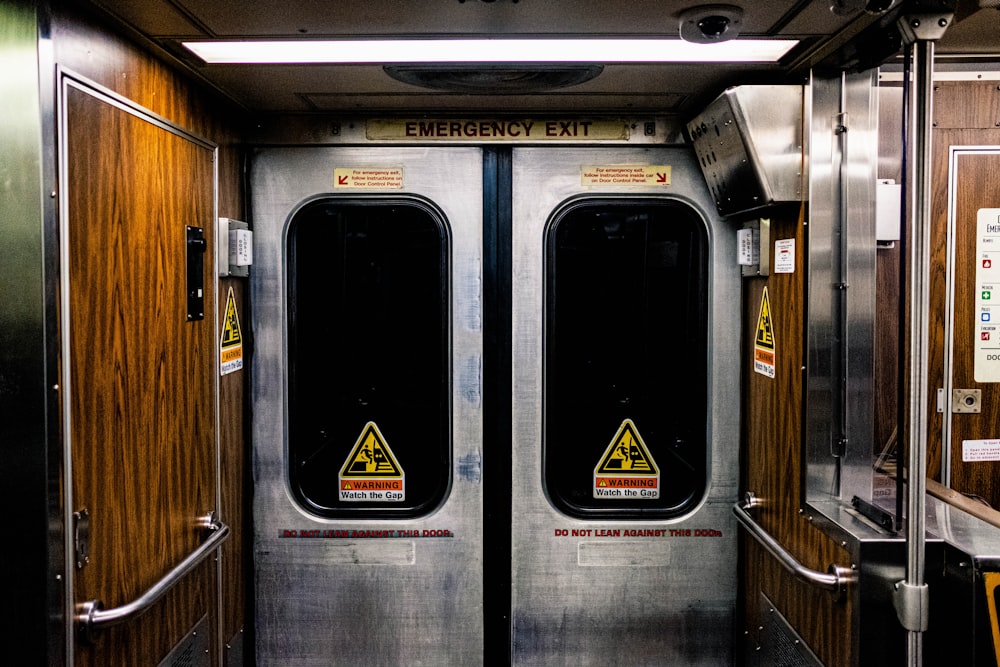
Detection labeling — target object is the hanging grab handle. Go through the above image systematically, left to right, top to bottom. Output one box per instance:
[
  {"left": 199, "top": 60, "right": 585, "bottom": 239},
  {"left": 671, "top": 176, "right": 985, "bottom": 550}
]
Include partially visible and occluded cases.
[
  {"left": 733, "top": 493, "right": 855, "bottom": 601},
  {"left": 75, "top": 513, "right": 229, "bottom": 643}
]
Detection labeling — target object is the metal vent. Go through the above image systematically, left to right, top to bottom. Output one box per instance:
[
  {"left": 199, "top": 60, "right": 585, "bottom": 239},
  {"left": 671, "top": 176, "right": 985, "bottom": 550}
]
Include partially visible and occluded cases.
[
  {"left": 383, "top": 64, "right": 603, "bottom": 93},
  {"left": 749, "top": 592, "right": 822, "bottom": 667},
  {"left": 158, "top": 615, "right": 210, "bottom": 667}
]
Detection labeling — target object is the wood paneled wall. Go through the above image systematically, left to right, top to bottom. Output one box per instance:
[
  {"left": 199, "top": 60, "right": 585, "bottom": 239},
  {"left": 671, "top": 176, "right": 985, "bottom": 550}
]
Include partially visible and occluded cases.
[
  {"left": 52, "top": 0, "right": 249, "bottom": 662},
  {"left": 926, "top": 82, "right": 1000, "bottom": 508},
  {"left": 741, "top": 210, "right": 854, "bottom": 666}
]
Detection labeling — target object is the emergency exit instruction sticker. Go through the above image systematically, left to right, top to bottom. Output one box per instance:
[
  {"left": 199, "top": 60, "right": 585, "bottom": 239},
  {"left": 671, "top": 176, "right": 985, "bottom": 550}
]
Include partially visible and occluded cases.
[
  {"left": 582, "top": 165, "right": 671, "bottom": 186},
  {"left": 333, "top": 167, "right": 404, "bottom": 190},
  {"left": 593, "top": 419, "right": 659, "bottom": 499},
  {"left": 339, "top": 422, "right": 405, "bottom": 502},
  {"left": 963, "top": 439, "right": 1000, "bottom": 462}
]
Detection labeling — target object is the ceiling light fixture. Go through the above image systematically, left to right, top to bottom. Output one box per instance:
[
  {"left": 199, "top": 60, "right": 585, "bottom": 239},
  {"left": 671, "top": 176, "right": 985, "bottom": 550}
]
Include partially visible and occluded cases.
[{"left": 182, "top": 38, "right": 797, "bottom": 65}]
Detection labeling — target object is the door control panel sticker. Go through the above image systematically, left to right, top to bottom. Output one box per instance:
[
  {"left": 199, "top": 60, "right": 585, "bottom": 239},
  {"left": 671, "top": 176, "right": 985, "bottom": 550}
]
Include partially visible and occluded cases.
[
  {"left": 593, "top": 419, "right": 659, "bottom": 499},
  {"left": 339, "top": 422, "right": 405, "bottom": 502}
]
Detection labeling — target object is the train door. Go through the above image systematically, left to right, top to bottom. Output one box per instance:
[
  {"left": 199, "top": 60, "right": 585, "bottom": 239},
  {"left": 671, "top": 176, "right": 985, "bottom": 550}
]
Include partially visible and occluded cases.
[
  {"left": 62, "top": 77, "right": 223, "bottom": 664},
  {"left": 250, "top": 143, "right": 739, "bottom": 665},
  {"left": 251, "top": 146, "right": 485, "bottom": 666},
  {"left": 509, "top": 147, "right": 740, "bottom": 665}
]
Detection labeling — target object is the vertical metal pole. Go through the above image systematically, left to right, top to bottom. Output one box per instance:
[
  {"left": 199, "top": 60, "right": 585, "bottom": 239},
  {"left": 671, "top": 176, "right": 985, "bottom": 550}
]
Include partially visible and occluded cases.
[
  {"left": 897, "top": 36, "right": 935, "bottom": 666},
  {"left": 910, "top": 36, "right": 934, "bottom": 663}
]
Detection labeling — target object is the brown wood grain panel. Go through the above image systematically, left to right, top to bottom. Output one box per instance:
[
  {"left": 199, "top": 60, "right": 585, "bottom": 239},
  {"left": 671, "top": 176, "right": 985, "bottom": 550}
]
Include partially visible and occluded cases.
[
  {"left": 52, "top": 0, "right": 238, "bottom": 142},
  {"left": 54, "top": 0, "right": 250, "bottom": 656},
  {"left": 933, "top": 82, "right": 1000, "bottom": 130},
  {"left": 67, "top": 83, "right": 218, "bottom": 666},
  {"left": 927, "top": 97, "right": 1000, "bottom": 508},
  {"left": 948, "top": 150, "right": 1000, "bottom": 509},
  {"left": 741, "top": 210, "right": 854, "bottom": 666},
  {"left": 874, "top": 245, "right": 900, "bottom": 460},
  {"left": 219, "top": 278, "right": 248, "bottom": 650}
]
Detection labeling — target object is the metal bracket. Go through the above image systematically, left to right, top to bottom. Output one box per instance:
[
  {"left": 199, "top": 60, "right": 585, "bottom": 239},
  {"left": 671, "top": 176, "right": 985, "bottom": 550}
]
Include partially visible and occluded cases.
[
  {"left": 897, "top": 12, "right": 954, "bottom": 44},
  {"left": 73, "top": 508, "right": 90, "bottom": 570},
  {"left": 893, "top": 580, "right": 930, "bottom": 631}
]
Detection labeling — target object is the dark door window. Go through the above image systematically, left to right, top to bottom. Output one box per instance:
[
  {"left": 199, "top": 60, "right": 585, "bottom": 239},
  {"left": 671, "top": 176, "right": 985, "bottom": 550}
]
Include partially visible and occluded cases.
[
  {"left": 286, "top": 198, "right": 450, "bottom": 518},
  {"left": 544, "top": 199, "right": 710, "bottom": 518}
]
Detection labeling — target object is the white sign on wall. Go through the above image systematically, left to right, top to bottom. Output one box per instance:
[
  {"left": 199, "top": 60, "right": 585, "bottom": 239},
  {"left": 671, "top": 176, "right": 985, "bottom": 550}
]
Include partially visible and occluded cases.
[{"left": 974, "top": 208, "right": 1000, "bottom": 382}]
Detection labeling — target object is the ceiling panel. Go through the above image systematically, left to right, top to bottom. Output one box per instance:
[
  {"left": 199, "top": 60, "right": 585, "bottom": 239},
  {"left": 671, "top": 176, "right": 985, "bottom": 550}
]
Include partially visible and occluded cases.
[{"left": 83, "top": 0, "right": 1000, "bottom": 115}]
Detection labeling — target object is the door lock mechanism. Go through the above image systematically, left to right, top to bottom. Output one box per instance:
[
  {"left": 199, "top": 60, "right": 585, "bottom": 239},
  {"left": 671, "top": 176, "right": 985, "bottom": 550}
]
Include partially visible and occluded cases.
[{"left": 952, "top": 388, "right": 982, "bottom": 414}]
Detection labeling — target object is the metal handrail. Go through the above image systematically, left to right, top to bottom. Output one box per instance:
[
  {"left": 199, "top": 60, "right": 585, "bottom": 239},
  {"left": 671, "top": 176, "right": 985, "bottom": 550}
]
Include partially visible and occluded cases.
[
  {"left": 733, "top": 494, "right": 854, "bottom": 600},
  {"left": 75, "top": 514, "right": 230, "bottom": 642}
]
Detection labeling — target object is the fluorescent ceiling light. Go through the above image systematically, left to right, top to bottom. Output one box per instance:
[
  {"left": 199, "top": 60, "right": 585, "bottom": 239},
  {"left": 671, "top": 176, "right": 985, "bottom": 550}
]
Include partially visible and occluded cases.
[{"left": 183, "top": 38, "right": 797, "bottom": 65}]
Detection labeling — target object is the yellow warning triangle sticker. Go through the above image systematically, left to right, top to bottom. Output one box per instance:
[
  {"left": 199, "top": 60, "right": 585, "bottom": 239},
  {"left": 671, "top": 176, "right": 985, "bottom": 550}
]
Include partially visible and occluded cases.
[
  {"left": 755, "top": 286, "right": 774, "bottom": 351},
  {"left": 220, "top": 287, "right": 242, "bottom": 348},
  {"left": 594, "top": 419, "right": 659, "bottom": 476},
  {"left": 339, "top": 422, "right": 404, "bottom": 478}
]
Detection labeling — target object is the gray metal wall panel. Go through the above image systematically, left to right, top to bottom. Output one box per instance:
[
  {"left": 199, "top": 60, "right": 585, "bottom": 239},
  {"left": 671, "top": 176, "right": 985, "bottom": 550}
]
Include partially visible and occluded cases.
[{"left": 806, "top": 72, "right": 878, "bottom": 506}]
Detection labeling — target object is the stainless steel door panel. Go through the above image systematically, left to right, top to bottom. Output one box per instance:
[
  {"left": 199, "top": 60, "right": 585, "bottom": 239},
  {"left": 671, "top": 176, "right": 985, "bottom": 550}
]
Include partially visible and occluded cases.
[
  {"left": 511, "top": 146, "right": 740, "bottom": 665},
  {"left": 250, "top": 147, "right": 484, "bottom": 666}
]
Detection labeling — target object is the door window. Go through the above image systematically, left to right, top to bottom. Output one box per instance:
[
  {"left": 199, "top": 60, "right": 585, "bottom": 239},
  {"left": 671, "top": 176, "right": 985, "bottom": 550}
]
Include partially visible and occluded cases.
[
  {"left": 286, "top": 198, "right": 451, "bottom": 518},
  {"left": 544, "top": 199, "right": 710, "bottom": 518}
]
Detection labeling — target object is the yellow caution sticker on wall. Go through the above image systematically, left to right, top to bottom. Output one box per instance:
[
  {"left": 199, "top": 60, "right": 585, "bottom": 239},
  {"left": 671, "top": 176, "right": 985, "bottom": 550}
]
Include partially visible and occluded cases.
[
  {"left": 220, "top": 286, "right": 243, "bottom": 376},
  {"left": 754, "top": 287, "right": 776, "bottom": 379},
  {"left": 593, "top": 419, "right": 659, "bottom": 499},
  {"left": 339, "top": 422, "right": 405, "bottom": 502}
]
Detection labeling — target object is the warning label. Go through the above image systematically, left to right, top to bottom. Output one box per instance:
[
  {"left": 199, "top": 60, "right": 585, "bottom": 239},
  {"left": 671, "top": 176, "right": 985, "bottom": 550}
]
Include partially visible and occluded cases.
[
  {"left": 581, "top": 165, "right": 671, "bottom": 186},
  {"left": 333, "top": 168, "right": 404, "bottom": 190},
  {"left": 220, "top": 286, "right": 243, "bottom": 376},
  {"left": 754, "top": 287, "right": 775, "bottom": 379},
  {"left": 594, "top": 419, "right": 660, "bottom": 499},
  {"left": 339, "top": 422, "right": 405, "bottom": 502}
]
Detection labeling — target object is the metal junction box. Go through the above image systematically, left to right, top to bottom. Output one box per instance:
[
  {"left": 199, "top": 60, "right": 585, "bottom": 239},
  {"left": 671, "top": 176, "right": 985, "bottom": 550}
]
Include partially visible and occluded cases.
[{"left": 686, "top": 85, "right": 804, "bottom": 216}]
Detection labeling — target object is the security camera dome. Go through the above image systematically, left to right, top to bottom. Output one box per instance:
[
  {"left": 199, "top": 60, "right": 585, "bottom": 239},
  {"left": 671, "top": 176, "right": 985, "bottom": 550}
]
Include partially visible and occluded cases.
[{"left": 679, "top": 4, "right": 744, "bottom": 43}]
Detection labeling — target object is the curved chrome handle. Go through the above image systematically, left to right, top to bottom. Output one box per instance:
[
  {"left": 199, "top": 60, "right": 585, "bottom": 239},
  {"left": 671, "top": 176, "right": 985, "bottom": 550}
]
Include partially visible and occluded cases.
[
  {"left": 733, "top": 494, "right": 855, "bottom": 601},
  {"left": 75, "top": 514, "right": 230, "bottom": 642}
]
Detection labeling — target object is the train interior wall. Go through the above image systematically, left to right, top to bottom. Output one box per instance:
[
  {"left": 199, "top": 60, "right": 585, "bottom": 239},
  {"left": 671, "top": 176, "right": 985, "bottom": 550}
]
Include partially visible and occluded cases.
[
  {"left": 7, "top": 0, "right": 1000, "bottom": 664},
  {"left": 37, "top": 1, "right": 251, "bottom": 664}
]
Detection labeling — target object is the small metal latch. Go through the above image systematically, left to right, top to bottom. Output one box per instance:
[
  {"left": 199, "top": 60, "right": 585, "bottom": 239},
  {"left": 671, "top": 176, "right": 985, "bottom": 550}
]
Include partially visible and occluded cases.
[
  {"left": 952, "top": 388, "right": 981, "bottom": 414},
  {"left": 73, "top": 508, "right": 90, "bottom": 569}
]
